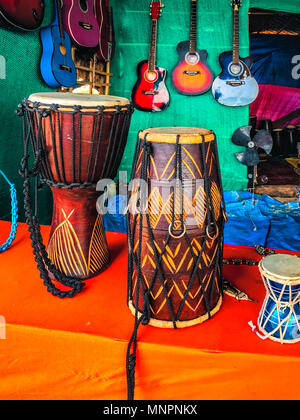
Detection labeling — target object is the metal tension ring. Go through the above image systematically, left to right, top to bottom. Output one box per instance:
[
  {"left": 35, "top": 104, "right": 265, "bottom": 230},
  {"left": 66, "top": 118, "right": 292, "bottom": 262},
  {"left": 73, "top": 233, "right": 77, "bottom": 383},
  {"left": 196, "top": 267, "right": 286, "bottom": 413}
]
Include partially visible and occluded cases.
[{"left": 168, "top": 220, "right": 186, "bottom": 239}]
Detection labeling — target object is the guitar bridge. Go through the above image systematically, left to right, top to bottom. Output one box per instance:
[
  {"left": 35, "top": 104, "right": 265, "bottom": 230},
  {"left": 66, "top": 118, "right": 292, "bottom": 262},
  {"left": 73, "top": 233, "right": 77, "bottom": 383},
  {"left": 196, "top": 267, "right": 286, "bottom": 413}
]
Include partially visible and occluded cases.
[
  {"left": 79, "top": 22, "right": 93, "bottom": 30},
  {"left": 60, "top": 65, "right": 72, "bottom": 73},
  {"left": 183, "top": 71, "right": 201, "bottom": 76},
  {"left": 226, "top": 81, "right": 245, "bottom": 86},
  {"left": 142, "top": 90, "right": 159, "bottom": 95}
]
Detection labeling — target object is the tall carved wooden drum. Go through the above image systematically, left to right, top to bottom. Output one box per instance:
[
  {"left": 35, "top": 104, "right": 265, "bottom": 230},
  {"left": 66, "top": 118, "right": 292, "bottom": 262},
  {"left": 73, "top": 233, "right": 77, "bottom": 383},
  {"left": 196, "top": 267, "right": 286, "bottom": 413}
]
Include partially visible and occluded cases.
[
  {"left": 19, "top": 92, "right": 133, "bottom": 297},
  {"left": 127, "top": 127, "right": 226, "bottom": 328},
  {"left": 257, "top": 254, "right": 300, "bottom": 343}
]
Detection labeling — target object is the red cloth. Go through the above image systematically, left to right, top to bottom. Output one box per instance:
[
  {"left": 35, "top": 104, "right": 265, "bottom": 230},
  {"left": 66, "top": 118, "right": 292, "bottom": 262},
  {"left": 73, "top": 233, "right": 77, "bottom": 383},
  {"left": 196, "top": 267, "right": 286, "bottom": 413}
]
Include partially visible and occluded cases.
[
  {"left": 250, "top": 84, "right": 300, "bottom": 128},
  {"left": 0, "top": 221, "right": 300, "bottom": 400}
]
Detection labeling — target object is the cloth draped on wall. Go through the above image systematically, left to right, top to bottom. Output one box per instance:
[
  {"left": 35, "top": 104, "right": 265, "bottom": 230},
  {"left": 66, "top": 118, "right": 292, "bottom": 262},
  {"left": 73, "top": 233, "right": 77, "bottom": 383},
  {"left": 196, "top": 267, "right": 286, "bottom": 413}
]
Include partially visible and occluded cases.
[{"left": 249, "top": 34, "right": 300, "bottom": 126}]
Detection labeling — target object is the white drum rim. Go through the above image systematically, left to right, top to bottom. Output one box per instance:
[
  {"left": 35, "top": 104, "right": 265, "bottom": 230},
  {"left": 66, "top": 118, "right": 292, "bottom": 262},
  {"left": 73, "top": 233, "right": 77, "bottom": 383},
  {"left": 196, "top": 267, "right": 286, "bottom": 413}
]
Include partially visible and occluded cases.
[
  {"left": 28, "top": 92, "right": 131, "bottom": 107},
  {"left": 259, "top": 254, "right": 300, "bottom": 283}
]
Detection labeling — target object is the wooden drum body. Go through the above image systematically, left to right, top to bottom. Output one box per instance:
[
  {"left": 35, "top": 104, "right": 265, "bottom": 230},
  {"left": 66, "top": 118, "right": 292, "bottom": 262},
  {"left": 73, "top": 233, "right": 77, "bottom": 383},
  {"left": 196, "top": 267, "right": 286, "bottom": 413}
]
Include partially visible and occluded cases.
[
  {"left": 24, "top": 92, "right": 133, "bottom": 280},
  {"left": 127, "top": 127, "right": 226, "bottom": 328},
  {"left": 258, "top": 254, "right": 300, "bottom": 343}
]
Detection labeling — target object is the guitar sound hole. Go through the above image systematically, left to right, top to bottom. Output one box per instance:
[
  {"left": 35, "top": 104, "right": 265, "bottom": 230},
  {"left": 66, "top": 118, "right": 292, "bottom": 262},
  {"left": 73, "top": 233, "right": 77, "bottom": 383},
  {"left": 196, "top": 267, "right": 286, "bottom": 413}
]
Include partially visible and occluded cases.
[
  {"left": 79, "top": 0, "right": 88, "bottom": 13},
  {"left": 185, "top": 53, "right": 199, "bottom": 65},
  {"left": 229, "top": 63, "right": 242, "bottom": 76},
  {"left": 144, "top": 71, "right": 158, "bottom": 83}
]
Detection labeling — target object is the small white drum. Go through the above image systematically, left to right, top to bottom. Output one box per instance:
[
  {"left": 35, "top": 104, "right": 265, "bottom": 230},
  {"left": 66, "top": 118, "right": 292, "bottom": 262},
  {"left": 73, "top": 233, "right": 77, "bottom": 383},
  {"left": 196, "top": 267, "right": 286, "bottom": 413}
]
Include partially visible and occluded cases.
[{"left": 256, "top": 253, "right": 300, "bottom": 343}]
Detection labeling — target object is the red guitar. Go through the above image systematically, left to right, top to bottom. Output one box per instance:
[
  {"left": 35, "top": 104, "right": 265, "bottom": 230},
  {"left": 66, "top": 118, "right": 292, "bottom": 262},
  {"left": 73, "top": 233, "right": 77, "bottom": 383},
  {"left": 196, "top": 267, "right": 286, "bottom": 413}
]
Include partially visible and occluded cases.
[
  {"left": 0, "top": 0, "right": 45, "bottom": 31},
  {"left": 95, "top": 0, "right": 115, "bottom": 62},
  {"left": 171, "top": 0, "right": 213, "bottom": 95},
  {"left": 131, "top": 1, "right": 170, "bottom": 113}
]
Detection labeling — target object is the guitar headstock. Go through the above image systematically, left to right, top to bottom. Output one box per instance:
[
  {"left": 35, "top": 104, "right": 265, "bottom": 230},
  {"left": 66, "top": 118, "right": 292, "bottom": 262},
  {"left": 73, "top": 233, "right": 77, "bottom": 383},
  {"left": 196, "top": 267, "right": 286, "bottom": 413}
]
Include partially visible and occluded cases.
[
  {"left": 231, "top": 0, "right": 241, "bottom": 9},
  {"left": 150, "top": 1, "right": 164, "bottom": 20}
]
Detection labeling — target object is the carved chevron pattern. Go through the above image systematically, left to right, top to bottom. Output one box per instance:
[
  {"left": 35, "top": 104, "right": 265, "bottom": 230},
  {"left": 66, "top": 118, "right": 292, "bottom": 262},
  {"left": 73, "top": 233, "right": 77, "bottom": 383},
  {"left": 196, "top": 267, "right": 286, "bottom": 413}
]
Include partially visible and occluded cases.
[
  {"left": 147, "top": 181, "right": 221, "bottom": 229},
  {"left": 48, "top": 209, "right": 88, "bottom": 277},
  {"left": 48, "top": 209, "right": 109, "bottom": 277}
]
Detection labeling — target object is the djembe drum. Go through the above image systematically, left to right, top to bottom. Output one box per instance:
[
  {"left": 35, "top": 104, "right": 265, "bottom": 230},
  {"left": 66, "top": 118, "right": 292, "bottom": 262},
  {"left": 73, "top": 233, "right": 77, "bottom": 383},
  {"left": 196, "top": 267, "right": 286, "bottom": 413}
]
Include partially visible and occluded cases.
[
  {"left": 19, "top": 92, "right": 133, "bottom": 298},
  {"left": 126, "top": 127, "right": 226, "bottom": 399},
  {"left": 255, "top": 254, "right": 300, "bottom": 343}
]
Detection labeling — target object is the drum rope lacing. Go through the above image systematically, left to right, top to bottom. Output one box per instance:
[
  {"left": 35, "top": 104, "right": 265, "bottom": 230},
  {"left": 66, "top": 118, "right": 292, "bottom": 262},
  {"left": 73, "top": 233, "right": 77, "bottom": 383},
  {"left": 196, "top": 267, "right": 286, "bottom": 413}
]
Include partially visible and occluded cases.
[
  {"left": 18, "top": 99, "right": 134, "bottom": 298},
  {"left": 18, "top": 103, "right": 84, "bottom": 298},
  {"left": 126, "top": 131, "right": 227, "bottom": 400},
  {"left": 0, "top": 170, "right": 18, "bottom": 253},
  {"left": 249, "top": 271, "right": 300, "bottom": 343}
]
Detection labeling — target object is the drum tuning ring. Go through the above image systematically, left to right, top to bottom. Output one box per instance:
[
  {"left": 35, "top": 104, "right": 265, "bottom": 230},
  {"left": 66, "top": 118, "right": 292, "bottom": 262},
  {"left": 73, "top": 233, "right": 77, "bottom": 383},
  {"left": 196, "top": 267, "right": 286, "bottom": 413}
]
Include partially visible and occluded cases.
[
  {"left": 168, "top": 220, "right": 186, "bottom": 239},
  {"left": 206, "top": 223, "right": 219, "bottom": 240}
]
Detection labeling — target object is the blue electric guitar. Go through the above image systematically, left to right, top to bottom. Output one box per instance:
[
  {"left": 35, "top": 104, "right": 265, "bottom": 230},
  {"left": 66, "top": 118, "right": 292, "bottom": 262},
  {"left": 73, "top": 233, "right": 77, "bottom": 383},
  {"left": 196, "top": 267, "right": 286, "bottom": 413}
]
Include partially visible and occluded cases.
[
  {"left": 40, "top": 0, "right": 77, "bottom": 88},
  {"left": 212, "top": 0, "right": 258, "bottom": 107}
]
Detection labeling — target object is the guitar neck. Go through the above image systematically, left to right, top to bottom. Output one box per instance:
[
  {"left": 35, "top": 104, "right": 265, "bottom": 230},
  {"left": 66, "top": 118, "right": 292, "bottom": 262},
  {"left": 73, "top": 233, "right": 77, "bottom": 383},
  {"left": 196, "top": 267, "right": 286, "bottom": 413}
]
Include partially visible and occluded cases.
[
  {"left": 55, "top": 0, "right": 65, "bottom": 39},
  {"left": 189, "top": 0, "right": 197, "bottom": 54},
  {"left": 232, "top": 6, "right": 239, "bottom": 64},
  {"left": 148, "top": 19, "right": 157, "bottom": 71}
]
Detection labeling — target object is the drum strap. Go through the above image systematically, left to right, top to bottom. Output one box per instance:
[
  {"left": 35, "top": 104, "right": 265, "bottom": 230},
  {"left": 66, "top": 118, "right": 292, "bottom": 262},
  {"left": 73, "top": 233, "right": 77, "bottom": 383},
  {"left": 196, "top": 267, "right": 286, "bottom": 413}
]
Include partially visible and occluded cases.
[
  {"left": 18, "top": 105, "right": 84, "bottom": 298},
  {"left": 126, "top": 133, "right": 226, "bottom": 400},
  {"left": 0, "top": 170, "right": 18, "bottom": 252}
]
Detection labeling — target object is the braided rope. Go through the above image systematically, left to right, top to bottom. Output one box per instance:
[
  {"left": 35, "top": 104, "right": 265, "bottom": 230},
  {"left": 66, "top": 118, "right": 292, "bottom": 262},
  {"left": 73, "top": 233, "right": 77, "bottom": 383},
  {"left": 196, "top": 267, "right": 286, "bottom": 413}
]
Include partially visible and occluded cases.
[{"left": 0, "top": 170, "right": 18, "bottom": 252}]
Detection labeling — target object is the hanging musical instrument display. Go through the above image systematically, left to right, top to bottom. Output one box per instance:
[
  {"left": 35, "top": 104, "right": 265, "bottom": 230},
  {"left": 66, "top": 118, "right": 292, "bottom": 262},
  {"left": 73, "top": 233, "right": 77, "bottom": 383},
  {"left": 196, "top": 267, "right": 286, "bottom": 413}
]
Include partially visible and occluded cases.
[
  {"left": 40, "top": 0, "right": 77, "bottom": 88},
  {"left": 62, "top": 0, "right": 100, "bottom": 48},
  {"left": 171, "top": 0, "right": 213, "bottom": 96},
  {"left": 212, "top": 0, "right": 259, "bottom": 107},
  {"left": 131, "top": 1, "right": 170, "bottom": 112}
]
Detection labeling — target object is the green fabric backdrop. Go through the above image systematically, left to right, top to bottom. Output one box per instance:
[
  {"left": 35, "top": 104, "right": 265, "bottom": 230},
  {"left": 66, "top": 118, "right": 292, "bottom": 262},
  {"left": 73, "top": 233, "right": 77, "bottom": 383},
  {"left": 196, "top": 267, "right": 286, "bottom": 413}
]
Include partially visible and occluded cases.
[
  {"left": 0, "top": 0, "right": 298, "bottom": 224},
  {"left": 109, "top": 0, "right": 250, "bottom": 192}
]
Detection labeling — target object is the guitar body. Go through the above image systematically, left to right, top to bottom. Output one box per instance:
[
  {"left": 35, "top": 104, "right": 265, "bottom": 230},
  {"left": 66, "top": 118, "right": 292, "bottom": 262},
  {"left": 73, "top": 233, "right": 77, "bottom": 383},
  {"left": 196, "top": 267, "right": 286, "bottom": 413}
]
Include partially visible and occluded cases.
[
  {"left": 0, "top": 0, "right": 45, "bottom": 31},
  {"left": 62, "top": 0, "right": 100, "bottom": 48},
  {"left": 96, "top": 0, "right": 115, "bottom": 62},
  {"left": 40, "top": 25, "right": 77, "bottom": 88},
  {"left": 171, "top": 41, "right": 213, "bottom": 95},
  {"left": 212, "top": 51, "right": 259, "bottom": 107},
  {"left": 132, "top": 60, "right": 170, "bottom": 112}
]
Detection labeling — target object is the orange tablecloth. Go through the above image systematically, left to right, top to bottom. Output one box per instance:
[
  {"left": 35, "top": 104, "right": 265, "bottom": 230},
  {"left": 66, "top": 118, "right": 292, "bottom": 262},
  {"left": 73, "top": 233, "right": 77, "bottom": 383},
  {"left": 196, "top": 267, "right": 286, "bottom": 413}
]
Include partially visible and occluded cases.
[{"left": 0, "top": 221, "right": 300, "bottom": 400}]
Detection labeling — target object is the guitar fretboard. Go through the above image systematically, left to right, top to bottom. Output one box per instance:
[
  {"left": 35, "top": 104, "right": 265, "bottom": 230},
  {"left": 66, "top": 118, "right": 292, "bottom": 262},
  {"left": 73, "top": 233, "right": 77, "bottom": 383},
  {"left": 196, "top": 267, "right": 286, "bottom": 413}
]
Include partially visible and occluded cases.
[
  {"left": 55, "top": 0, "right": 65, "bottom": 40},
  {"left": 189, "top": 0, "right": 197, "bottom": 54},
  {"left": 232, "top": 7, "right": 239, "bottom": 64},
  {"left": 148, "top": 19, "right": 157, "bottom": 71}
]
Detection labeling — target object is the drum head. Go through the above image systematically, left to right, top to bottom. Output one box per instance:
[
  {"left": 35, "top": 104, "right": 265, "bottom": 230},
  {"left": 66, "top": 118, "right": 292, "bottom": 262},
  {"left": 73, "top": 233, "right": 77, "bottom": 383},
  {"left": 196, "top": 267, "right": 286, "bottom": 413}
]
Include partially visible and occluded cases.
[
  {"left": 27, "top": 92, "right": 130, "bottom": 108},
  {"left": 138, "top": 127, "right": 215, "bottom": 144},
  {"left": 260, "top": 253, "right": 300, "bottom": 280}
]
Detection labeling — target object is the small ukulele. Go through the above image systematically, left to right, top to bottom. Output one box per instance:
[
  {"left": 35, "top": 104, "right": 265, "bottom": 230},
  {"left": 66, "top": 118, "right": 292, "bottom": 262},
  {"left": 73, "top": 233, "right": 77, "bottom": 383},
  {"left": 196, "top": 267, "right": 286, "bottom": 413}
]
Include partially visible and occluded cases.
[
  {"left": 40, "top": 0, "right": 77, "bottom": 88},
  {"left": 62, "top": 0, "right": 100, "bottom": 48},
  {"left": 171, "top": 0, "right": 213, "bottom": 96},
  {"left": 212, "top": 0, "right": 259, "bottom": 107},
  {"left": 131, "top": 1, "right": 170, "bottom": 113}
]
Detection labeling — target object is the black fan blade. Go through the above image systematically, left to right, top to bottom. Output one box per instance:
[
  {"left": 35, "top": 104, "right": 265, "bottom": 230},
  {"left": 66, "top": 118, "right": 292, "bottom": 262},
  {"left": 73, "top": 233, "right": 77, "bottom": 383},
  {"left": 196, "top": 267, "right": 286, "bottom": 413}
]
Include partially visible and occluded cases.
[
  {"left": 232, "top": 125, "right": 252, "bottom": 147},
  {"left": 253, "top": 129, "right": 273, "bottom": 154},
  {"left": 235, "top": 149, "right": 260, "bottom": 166}
]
